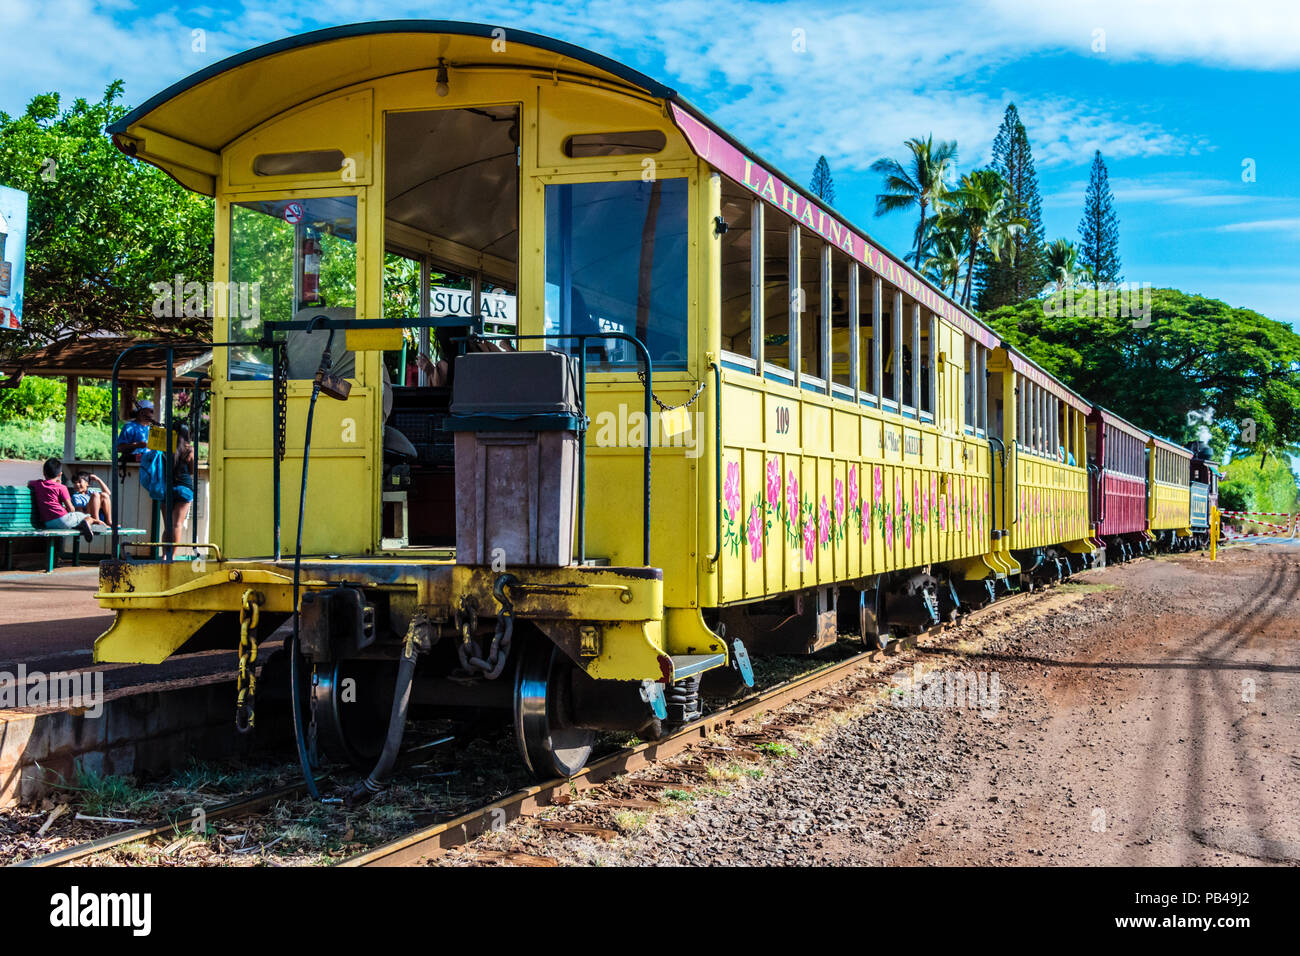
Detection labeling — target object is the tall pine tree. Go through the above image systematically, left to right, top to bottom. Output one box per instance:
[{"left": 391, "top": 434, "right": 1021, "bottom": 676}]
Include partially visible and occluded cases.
[
  {"left": 975, "top": 103, "right": 1046, "bottom": 312},
  {"left": 1078, "top": 150, "right": 1121, "bottom": 288},
  {"left": 810, "top": 155, "right": 835, "bottom": 204}
]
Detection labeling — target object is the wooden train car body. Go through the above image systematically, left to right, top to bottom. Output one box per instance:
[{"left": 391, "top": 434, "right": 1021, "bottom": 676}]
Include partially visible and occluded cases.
[
  {"left": 89, "top": 21, "right": 1133, "bottom": 778},
  {"left": 1087, "top": 407, "right": 1150, "bottom": 539},
  {"left": 1148, "top": 435, "right": 1193, "bottom": 536}
]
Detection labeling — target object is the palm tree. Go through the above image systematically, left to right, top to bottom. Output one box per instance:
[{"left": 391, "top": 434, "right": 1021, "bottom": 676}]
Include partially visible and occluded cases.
[
  {"left": 870, "top": 135, "right": 959, "bottom": 269},
  {"left": 936, "top": 168, "right": 1026, "bottom": 307},
  {"left": 922, "top": 220, "right": 964, "bottom": 298},
  {"left": 1044, "top": 238, "right": 1081, "bottom": 292}
]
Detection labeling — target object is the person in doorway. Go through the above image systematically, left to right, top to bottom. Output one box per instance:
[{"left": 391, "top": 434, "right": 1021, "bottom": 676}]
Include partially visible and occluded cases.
[
  {"left": 116, "top": 399, "right": 155, "bottom": 463},
  {"left": 165, "top": 424, "right": 196, "bottom": 559},
  {"left": 27, "top": 458, "right": 102, "bottom": 543},
  {"left": 71, "top": 471, "right": 112, "bottom": 524}
]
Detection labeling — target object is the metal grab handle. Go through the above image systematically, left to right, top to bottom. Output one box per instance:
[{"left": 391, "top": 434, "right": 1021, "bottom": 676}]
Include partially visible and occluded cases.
[
  {"left": 707, "top": 360, "right": 722, "bottom": 567},
  {"left": 1009, "top": 441, "right": 1020, "bottom": 526}
]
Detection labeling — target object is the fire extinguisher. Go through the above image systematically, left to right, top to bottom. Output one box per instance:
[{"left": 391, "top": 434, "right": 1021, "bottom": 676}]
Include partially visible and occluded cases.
[{"left": 300, "top": 229, "right": 321, "bottom": 305}]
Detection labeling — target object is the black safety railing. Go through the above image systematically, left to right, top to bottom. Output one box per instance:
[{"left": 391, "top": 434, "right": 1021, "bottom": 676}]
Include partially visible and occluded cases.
[
  {"left": 110, "top": 317, "right": 659, "bottom": 569},
  {"left": 473, "top": 330, "right": 654, "bottom": 567}
]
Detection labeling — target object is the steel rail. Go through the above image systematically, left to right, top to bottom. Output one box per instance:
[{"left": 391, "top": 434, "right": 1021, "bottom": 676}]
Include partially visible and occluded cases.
[{"left": 339, "top": 650, "right": 879, "bottom": 867}]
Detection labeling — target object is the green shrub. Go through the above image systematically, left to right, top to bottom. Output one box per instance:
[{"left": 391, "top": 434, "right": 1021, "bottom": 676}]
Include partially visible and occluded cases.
[
  {"left": 0, "top": 375, "right": 113, "bottom": 425},
  {"left": 0, "top": 419, "right": 112, "bottom": 460}
]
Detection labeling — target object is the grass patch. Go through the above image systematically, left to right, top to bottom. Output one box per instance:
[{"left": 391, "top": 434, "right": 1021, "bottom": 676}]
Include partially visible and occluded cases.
[
  {"left": 757, "top": 741, "right": 797, "bottom": 758},
  {"left": 741, "top": 767, "right": 765, "bottom": 780},
  {"left": 65, "top": 769, "right": 152, "bottom": 818},
  {"left": 662, "top": 789, "right": 695, "bottom": 802},
  {"left": 613, "top": 810, "right": 650, "bottom": 832}
]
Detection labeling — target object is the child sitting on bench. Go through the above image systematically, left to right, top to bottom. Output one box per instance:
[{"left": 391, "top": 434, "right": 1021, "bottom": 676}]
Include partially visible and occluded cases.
[{"left": 27, "top": 458, "right": 104, "bottom": 543}]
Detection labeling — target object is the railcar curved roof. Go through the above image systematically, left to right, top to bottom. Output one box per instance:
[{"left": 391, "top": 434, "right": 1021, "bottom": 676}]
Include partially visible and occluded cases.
[{"left": 110, "top": 18, "right": 1091, "bottom": 411}]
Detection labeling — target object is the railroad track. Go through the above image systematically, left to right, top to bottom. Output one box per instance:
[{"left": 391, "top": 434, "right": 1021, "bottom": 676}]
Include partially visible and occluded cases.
[
  {"left": 15, "top": 567, "right": 1104, "bottom": 868},
  {"left": 339, "top": 569, "right": 1110, "bottom": 867},
  {"left": 11, "top": 782, "right": 311, "bottom": 868}
]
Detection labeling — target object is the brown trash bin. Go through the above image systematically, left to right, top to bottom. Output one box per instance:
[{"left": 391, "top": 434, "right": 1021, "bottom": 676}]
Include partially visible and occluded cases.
[{"left": 448, "top": 351, "right": 582, "bottom": 567}]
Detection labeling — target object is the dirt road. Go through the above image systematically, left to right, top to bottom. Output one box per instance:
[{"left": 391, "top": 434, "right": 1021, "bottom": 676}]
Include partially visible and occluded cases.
[{"left": 444, "top": 544, "right": 1300, "bottom": 866}]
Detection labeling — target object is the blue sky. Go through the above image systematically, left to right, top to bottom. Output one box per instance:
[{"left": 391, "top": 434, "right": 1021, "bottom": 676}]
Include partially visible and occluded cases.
[{"left": 2, "top": 0, "right": 1298, "bottom": 327}]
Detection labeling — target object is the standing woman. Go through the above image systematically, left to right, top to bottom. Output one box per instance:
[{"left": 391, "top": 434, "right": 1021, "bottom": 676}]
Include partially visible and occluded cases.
[{"left": 168, "top": 424, "right": 196, "bottom": 558}]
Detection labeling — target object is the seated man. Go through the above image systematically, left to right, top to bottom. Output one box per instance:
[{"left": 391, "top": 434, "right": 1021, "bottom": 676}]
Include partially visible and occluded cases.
[
  {"left": 116, "top": 399, "right": 155, "bottom": 463},
  {"left": 27, "top": 458, "right": 102, "bottom": 543},
  {"left": 71, "top": 471, "right": 112, "bottom": 523}
]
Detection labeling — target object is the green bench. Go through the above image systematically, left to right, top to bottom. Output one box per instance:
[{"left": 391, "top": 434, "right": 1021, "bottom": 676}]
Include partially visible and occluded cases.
[{"left": 0, "top": 485, "right": 146, "bottom": 572}]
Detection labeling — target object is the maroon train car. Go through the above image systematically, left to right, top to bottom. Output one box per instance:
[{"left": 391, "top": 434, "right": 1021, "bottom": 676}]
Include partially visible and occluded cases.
[{"left": 1086, "top": 406, "right": 1150, "bottom": 561}]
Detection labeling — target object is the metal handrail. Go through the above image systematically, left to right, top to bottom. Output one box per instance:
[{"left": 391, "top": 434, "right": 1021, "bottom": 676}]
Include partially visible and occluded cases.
[{"left": 472, "top": 330, "right": 655, "bottom": 567}]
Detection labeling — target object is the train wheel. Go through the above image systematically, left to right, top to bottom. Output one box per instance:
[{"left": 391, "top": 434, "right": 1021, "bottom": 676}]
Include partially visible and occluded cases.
[
  {"left": 513, "top": 640, "right": 594, "bottom": 779},
  {"left": 312, "top": 659, "right": 398, "bottom": 770}
]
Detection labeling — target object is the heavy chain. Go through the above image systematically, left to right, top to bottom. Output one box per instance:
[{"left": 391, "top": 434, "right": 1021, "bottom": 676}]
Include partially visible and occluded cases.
[
  {"left": 273, "top": 341, "right": 288, "bottom": 462},
  {"left": 636, "top": 370, "right": 706, "bottom": 413},
  {"left": 454, "top": 574, "right": 518, "bottom": 680},
  {"left": 235, "top": 589, "right": 262, "bottom": 733}
]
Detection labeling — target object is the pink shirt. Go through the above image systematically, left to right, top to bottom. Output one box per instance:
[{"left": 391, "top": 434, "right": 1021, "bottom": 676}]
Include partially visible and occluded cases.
[{"left": 27, "top": 478, "right": 72, "bottom": 523}]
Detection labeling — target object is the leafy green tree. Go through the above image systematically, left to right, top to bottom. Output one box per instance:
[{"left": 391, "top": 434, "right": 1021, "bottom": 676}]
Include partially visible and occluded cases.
[
  {"left": 0, "top": 82, "right": 215, "bottom": 366},
  {"left": 976, "top": 104, "right": 1046, "bottom": 311},
  {"left": 870, "top": 135, "right": 958, "bottom": 269},
  {"left": 1078, "top": 150, "right": 1121, "bottom": 288},
  {"left": 810, "top": 155, "right": 835, "bottom": 205},
  {"left": 985, "top": 289, "right": 1300, "bottom": 459}
]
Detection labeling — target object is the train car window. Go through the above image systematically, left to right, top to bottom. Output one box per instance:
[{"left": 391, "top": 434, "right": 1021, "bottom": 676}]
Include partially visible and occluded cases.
[
  {"left": 563, "top": 130, "right": 667, "bottom": 158},
  {"left": 253, "top": 149, "right": 346, "bottom": 177},
  {"left": 544, "top": 178, "right": 689, "bottom": 369},
  {"left": 718, "top": 181, "right": 754, "bottom": 363},
  {"left": 228, "top": 196, "right": 358, "bottom": 381},
  {"left": 762, "top": 207, "right": 793, "bottom": 375},
  {"left": 798, "top": 228, "right": 823, "bottom": 386},
  {"left": 829, "top": 247, "right": 854, "bottom": 391},
  {"left": 864, "top": 274, "right": 881, "bottom": 404},
  {"left": 880, "top": 283, "right": 898, "bottom": 411},
  {"left": 901, "top": 298, "right": 917, "bottom": 417},
  {"left": 920, "top": 312, "right": 935, "bottom": 421},
  {"left": 963, "top": 337, "right": 975, "bottom": 434},
  {"left": 985, "top": 361, "right": 1001, "bottom": 439},
  {"left": 1015, "top": 383, "right": 1024, "bottom": 446},
  {"left": 1041, "top": 391, "right": 1050, "bottom": 456},
  {"left": 1051, "top": 396, "right": 1061, "bottom": 460}
]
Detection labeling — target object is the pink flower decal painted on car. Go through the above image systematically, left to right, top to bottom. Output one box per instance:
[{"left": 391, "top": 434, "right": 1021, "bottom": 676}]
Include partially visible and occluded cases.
[
  {"left": 766, "top": 457, "right": 781, "bottom": 510},
  {"left": 723, "top": 460, "right": 741, "bottom": 521},
  {"left": 848, "top": 465, "right": 858, "bottom": 512},
  {"left": 873, "top": 466, "right": 883, "bottom": 506},
  {"left": 787, "top": 471, "right": 799, "bottom": 521},
  {"left": 834, "top": 479, "right": 845, "bottom": 523},
  {"left": 939, "top": 490, "right": 947, "bottom": 531},
  {"left": 819, "top": 496, "right": 830, "bottom": 545},
  {"left": 748, "top": 505, "right": 763, "bottom": 562},
  {"left": 803, "top": 511, "right": 816, "bottom": 561}
]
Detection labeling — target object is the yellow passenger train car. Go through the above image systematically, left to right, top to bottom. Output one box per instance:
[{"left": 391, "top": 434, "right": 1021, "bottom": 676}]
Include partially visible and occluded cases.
[
  {"left": 94, "top": 21, "right": 1098, "bottom": 784},
  {"left": 1148, "top": 435, "right": 1193, "bottom": 548}
]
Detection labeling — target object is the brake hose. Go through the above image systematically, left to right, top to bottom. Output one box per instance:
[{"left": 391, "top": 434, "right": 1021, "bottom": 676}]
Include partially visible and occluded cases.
[{"left": 288, "top": 322, "right": 336, "bottom": 801}]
